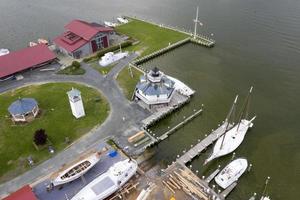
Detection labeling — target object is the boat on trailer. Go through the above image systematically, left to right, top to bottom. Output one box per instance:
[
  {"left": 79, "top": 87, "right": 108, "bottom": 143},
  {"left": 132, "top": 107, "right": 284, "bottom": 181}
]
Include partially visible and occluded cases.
[
  {"left": 0, "top": 48, "right": 9, "bottom": 56},
  {"left": 99, "top": 51, "right": 128, "bottom": 67},
  {"left": 205, "top": 87, "right": 256, "bottom": 164},
  {"left": 51, "top": 151, "right": 102, "bottom": 186},
  {"left": 215, "top": 158, "right": 248, "bottom": 189},
  {"left": 71, "top": 159, "right": 138, "bottom": 200}
]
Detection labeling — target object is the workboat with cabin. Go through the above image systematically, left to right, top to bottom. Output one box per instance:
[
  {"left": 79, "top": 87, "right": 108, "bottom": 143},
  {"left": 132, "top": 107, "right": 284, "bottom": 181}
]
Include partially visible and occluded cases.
[
  {"left": 117, "top": 17, "right": 129, "bottom": 24},
  {"left": 104, "top": 21, "right": 118, "bottom": 27},
  {"left": 0, "top": 48, "right": 9, "bottom": 56},
  {"left": 99, "top": 51, "right": 128, "bottom": 67},
  {"left": 166, "top": 75, "right": 195, "bottom": 96},
  {"left": 205, "top": 87, "right": 256, "bottom": 164},
  {"left": 51, "top": 151, "right": 102, "bottom": 186},
  {"left": 215, "top": 158, "right": 248, "bottom": 189},
  {"left": 71, "top": 159, "right": 138, "bottom": 200}
]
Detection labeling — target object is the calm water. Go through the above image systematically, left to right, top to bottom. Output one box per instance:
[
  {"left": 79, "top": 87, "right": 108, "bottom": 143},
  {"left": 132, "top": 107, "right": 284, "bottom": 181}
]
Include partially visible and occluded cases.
[{"left": 1, "top": 0, "right": 299, "bottom": 199}]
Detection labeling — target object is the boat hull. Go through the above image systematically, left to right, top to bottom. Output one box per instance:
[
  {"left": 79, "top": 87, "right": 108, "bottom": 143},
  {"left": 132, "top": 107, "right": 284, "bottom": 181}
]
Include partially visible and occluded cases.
[
  {"left": 99, "top": 52, "right": 128, "bottom": 67},
  {"left": 51, "top": 153, "right": 101, "bottom": 186},
  {"left": 215, "top": 158, "right": 248, "bottom": 189}
]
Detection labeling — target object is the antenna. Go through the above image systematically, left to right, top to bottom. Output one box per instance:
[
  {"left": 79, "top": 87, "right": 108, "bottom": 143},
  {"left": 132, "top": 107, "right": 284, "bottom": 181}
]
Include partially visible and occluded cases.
[{"left": 193, "top": 7, "right": 199, "bottom": 39}]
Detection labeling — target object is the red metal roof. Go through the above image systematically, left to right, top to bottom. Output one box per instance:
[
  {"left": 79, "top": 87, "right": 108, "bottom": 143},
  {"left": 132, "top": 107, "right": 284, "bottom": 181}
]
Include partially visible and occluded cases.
[
  {"left": 65, "top": 20, "right": 113, "bottom": 41},
  {"left": 53, "top": 33, "right": 88, "bottom": 53},
  {"left": 0, "top": 44, "right": 56, "bottom": 78},
  {"left": 3, "top": 185, "right": 38, "bottom": 200}
]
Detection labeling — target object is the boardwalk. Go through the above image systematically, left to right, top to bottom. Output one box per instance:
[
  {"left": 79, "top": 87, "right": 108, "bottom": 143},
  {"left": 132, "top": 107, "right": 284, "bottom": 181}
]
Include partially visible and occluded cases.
[{"left": 177, "top": 122, "right": 232, "bottom": 165}]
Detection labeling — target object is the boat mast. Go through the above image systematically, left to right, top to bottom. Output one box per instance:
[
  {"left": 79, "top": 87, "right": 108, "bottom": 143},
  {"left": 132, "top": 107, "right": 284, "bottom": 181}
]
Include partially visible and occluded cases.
[
  {"left": 193, "top": 7, "right": 199, "bottom": 39},
  {"left": 237, "top": 86, "right": 253, "bottom": 131},
  {"left": 220, "top": 95, "right": 239, "bottom": 149}
]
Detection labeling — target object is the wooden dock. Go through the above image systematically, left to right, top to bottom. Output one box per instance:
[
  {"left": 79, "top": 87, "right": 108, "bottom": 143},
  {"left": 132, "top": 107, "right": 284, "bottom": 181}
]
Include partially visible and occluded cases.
[
  {"left": 144, "top": 108, "right": 203, "bottom": 147},
  {"left": 177, "top": 122, "right": 232, "bottom": 165},
  {"left": 205, "top": 168, "right": 220, "bottom": 183},
  {"left": 220, "top": 182, "right": 237, "bottom": 198}
]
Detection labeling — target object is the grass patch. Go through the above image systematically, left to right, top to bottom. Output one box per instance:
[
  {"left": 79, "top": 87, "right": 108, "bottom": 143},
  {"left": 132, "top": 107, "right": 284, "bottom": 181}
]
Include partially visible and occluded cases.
[
  {"left": 115, "top": 18, "right": 188, "bottom": 56},
  {"left": 90, "top": 61, "right": 116, "bottom": 75},
  {"left": 57, "top": 65, "right": 85, "bottom": 75},
  {"left": 116, "top": 66, "right": 144, "bottom": 100},
  {"left": 0, "top": 83, "right": 109, "bottom": 181}
]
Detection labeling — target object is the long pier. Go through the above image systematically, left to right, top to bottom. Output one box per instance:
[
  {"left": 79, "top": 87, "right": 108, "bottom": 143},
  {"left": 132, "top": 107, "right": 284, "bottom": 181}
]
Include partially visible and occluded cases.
[{"left": 177, "top": 122, "right": 231, "bottom": 165}]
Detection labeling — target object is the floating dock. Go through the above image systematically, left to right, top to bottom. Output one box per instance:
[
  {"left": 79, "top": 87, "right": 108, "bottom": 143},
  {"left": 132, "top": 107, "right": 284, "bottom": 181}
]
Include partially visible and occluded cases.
[{"left": 205, "top": 168, "right": 221, "bottom": 183}]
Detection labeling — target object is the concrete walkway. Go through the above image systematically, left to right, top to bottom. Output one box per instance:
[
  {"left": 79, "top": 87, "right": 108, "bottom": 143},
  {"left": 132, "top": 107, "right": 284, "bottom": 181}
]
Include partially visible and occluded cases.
[{"left": 0, "top": 54, "right": 150, "bottom": 197}]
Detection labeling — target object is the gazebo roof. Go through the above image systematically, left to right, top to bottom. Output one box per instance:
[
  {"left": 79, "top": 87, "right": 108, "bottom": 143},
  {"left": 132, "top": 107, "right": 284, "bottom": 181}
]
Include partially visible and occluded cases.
[{"left": 8, "top": 98, "right": 38, "bottom": 115}]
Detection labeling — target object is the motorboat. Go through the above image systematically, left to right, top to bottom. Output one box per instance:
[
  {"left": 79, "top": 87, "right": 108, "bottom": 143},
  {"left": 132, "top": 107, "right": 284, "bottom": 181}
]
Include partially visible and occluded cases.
[
  {"left": 117, "top": 17, "right": 129, "bottom": 24},
  {"left": 104, "top": 21, "right": 118, "bottom": 27},
  {"left": 38, "top": 38, "right": 49, "bottom": 45},
  {"left": 29, "top": 42, "right": 38, "bottom": 47},
  {"left": 0, "top": 48, "right": 9, "bottom": 56},
  {"left": 99, "top": 51, "right": 128, "bottom": 67},
  {"left": 166, "top": 75, "right": 195, "bottom": 96},
  {"left": 205, "top": 87, "right": 256, "bottom": 164},
  {"left": 51, "top": 151, "right": 101, "bottom": 186},
  {"left": 215, "top": 158, "right": 248, "bottom": 189},
  {"left": 71, "top": 159, "right": 138, "bottom": 200}
]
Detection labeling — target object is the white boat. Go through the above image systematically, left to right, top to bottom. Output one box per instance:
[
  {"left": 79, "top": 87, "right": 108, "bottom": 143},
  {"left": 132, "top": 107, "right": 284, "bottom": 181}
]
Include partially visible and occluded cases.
[
  {"left": 117, "top": 17, "right": 129, "bottom": 24},
  {"left": 104, "top": 21, "right": 118, "bottom": 27},
  {"left": 38, "top": 38, "right": 49, "bottom": 45},
  {"left": 29, "top": 42, "right": 38, "bottom": 47},
  {"left": 0, "top": 48, "right": 9, "bottom": 56},
  {"left": 99, "top": 51, "right": 128, "bottom": 67},
  {"left": 166, "top": 75, "right": 195, "bottom": 96},
  {"left": 205, "top": 87, "right": 256, "bottom": 164},
  {"left": 51, "top": 152, "right": 101, "bottom": 186},
  {"left": 215, "top": 158, "right": 248, "bottom": 189},
  {"left": 71, "top": 159, "right": 138, "bottom": 200},
  {"left": 261, "top": 197, "right": 271, "bottom": 200}
]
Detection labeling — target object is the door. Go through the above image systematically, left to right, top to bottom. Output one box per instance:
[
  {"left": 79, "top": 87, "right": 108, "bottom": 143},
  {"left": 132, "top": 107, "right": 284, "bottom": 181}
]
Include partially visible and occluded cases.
[
  {"left": 103, "top": 36, "right": 108, "bottom": 48},
  {"left": 91, "top": 40, "right": 98, "bottom": 52}
]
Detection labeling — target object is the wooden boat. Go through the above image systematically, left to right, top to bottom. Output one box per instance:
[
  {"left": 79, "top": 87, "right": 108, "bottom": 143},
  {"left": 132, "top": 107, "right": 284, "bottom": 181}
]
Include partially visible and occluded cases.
[
  {"left": 205, "top": 87, "right": 256, "bottom": 164},
  {"left": 51, "top": 151, "right": 103, "bottom": 186},
  {"left": 215, "top": 158, "right": 248, "bottom": 189}
]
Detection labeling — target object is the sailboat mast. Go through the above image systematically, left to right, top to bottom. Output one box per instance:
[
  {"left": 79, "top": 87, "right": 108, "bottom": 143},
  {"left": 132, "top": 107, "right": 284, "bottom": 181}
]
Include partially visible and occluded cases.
[
  {"left": 193, "top": 7, "right": 199, "bottom": 39},
  {"left": 237, "top": 86, "right": 253, "bottom": 131},
  {"left": 220, "top": 95, "right": 238, "bottom": 149}
]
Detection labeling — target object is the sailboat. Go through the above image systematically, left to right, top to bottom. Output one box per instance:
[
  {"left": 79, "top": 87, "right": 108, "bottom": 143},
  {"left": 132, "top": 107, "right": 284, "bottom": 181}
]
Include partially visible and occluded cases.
[{"left": 205, "top": 87, "right": 256, "bottom": 164}]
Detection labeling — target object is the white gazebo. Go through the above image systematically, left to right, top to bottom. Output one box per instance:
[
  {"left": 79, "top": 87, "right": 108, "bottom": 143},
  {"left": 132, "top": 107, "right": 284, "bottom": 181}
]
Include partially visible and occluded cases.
[{"left": 8, "top": 98, "right": 39, "bottom": 122}]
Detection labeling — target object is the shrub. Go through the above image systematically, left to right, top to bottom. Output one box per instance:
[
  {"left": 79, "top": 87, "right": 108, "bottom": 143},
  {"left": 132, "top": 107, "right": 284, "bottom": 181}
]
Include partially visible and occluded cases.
[
  {"left": 72, "top": 61, "right": 81, "bottom": 69},
  {"left": 34, "top": 129, "right": 48, "bottom": 146}
]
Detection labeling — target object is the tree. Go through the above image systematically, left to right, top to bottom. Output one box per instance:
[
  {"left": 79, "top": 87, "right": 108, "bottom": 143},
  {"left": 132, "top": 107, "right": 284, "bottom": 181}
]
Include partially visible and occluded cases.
[
  {"left": 72, "top": 61, "right": 81, "bottom": 70},
  {"left": 34, "top": 129, "right": 48, "bottom": 145}
]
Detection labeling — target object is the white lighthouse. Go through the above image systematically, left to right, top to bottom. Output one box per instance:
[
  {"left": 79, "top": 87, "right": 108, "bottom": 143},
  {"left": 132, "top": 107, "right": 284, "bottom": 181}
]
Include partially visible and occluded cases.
[{"left": 67, "top": 88, "right": 85, "bottom": 119}]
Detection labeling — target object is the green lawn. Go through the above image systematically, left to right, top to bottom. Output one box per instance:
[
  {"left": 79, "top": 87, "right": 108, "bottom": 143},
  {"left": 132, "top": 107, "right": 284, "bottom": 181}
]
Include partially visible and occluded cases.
[
  {"left": 115, "top": 18, "right": 188, "bottom": 56},
  {"left": 89, "top": 61, "right": 116, "bottom": 75},
  {"left": 57, "top": 65, "right": 86, "bottom": 75},
  {"left": 116, "top": 66, "right": 144, "bottom": 100},
  {"left": 0, "top": 83, "right": 109, "bottom": 182}
]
